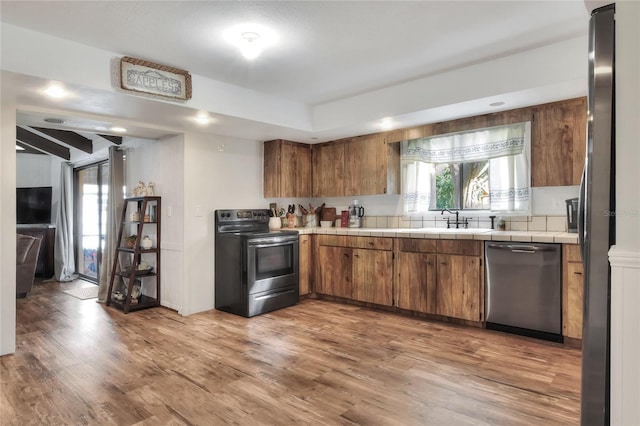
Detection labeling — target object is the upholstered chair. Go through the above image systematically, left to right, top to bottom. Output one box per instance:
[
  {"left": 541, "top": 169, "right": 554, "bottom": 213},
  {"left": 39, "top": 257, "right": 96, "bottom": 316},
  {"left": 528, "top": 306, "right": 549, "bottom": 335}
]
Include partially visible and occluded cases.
[{"left": 16, "top": 233, "right": 41, "bottom": 298}]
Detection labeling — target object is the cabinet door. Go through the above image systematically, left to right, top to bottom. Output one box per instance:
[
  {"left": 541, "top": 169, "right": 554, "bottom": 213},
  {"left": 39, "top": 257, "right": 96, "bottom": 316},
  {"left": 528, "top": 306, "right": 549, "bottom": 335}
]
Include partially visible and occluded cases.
[
  {"left": 531, "top": 97, "right": 587, "bottom": 187},
  {"left": 344, "top": 134, "right": 386, "bottom": 195},
  {"left": 263, "top": 140, "right": 281, "bottom": 198},
  {"left": 264, "top": 140, "right": 311, "bottom": 198},
  {"left": 281, "top": 142, "right": 311, "bottom": 197},
  {"left": 312, "top": 142, "right": 345, "bottom": 197},
  {"left": 299, "top": 235, "right": 311, "bottom": 295},
  {"left": 316, "top": 246, "right": 352, "bottom": 298},
  {"left": 352, "top": 249, "right": 393, "bottom": 306},
  {"left": 396, "top": 252, "right": 436, "bottom": 313},
  {"left": 436, "top": 255, "right": 481, "bottom": 321},
  {"left": 564, "top": 261, "right": 584, "bottom": 339}
]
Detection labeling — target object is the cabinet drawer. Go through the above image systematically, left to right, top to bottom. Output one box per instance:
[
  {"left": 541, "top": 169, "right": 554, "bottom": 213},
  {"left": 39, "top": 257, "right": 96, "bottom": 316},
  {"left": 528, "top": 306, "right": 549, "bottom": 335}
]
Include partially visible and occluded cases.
[
  {"left": 317, "top": 235, "right": 393, "bottom": 250},
  {"left": 317, "top": 235, "right": 349, "bottom": 247},
  {"left": 351, "top": 237, "right": 393, "bottom": 250},
  {"left": 397, "top": 238, "right": 437, "bottom": 253},
  {"left": 436, "top": 240, "right": 481, "bottom": 256},
  {"left": 564, "top": 244, "right": 581, "bottom": 262}
]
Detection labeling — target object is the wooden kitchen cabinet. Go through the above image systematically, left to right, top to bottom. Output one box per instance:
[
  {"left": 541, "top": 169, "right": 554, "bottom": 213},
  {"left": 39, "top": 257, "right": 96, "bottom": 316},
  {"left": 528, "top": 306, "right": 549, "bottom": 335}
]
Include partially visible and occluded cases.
[
  {"left": 531, "top": 97, "right": 587, "bottom": 187},
  {"left": 344, "top": 134, "right": 400, "bottom": 196},
  {"left": 312, "top": 135, "right": 400, "bottom": 197},
  {"left": 263, "top": 139, "right": 311, "bottom": 198},
  {"left": 311, "top": 141, "right": 345, "bottom": 197},
  {"left": 299, "top": 234, "right": 312, "bottom": 296},
  {"left": 315, "top": 235, "right": 393, "bottom": 306},
  {"left": 396, "top": 238, "right": 483, "bottom": 322},
  {"left": 563, "top": 244, "right": 584, "bottom": 340},
  {"left": 316, "top": 245, "right": 352, "bottom": 298},
  {"left": 352, "top": 248, "right": 393, "bottom": 305},
  {"left": 396, "top": 251, "right": 437, "bottom": 314},
  {"left": 436, "top": 254, "right": 481, "bottom": 321}
]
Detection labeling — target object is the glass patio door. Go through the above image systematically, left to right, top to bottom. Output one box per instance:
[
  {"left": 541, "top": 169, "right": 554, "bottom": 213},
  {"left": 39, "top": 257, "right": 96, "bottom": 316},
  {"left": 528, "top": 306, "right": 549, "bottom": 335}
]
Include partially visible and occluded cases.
[{"left": 75, "top": 162, "right": 109, "bottom": 282}]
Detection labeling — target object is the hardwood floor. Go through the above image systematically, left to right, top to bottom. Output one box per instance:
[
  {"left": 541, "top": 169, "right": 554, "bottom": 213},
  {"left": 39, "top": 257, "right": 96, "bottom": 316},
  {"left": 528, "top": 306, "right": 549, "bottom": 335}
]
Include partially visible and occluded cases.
[{"left": 2, "top": 280, "right": 581, "bottom": 425}]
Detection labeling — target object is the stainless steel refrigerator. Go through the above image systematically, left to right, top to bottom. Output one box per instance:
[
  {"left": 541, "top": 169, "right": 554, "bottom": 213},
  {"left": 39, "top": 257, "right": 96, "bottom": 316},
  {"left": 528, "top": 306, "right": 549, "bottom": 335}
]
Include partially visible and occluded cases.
[{"left": 579, "top": 3, "right": 615, "bottom": 425}]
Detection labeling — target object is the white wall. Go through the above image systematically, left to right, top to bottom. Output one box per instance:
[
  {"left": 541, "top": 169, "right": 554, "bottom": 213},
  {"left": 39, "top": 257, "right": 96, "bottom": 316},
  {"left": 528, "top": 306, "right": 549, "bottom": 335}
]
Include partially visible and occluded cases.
[
  {"left": 610, "top": 1, "right": 640, "bottom": 425},
  {"left": 0, "top": 96, "right": 17, "bottom": 355},
  {"left": 182, "top": 132, "right": 265, "bottom": 315},
  {"left": 122, "top": 135, "right": 185, "bottom": 312}
]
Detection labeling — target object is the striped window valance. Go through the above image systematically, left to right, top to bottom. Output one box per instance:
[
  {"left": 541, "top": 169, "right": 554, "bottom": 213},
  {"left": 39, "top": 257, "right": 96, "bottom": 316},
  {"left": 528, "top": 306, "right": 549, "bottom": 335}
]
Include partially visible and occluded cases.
[{"left": 402, "top": 122, "right": 527, "bottom": 164}]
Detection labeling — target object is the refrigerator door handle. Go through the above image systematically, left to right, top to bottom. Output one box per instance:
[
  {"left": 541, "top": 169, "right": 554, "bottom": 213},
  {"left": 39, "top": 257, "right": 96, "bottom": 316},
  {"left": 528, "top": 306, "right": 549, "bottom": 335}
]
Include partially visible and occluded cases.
[{"left": 578, "top": 165, "right": 586, "bottom": 263}]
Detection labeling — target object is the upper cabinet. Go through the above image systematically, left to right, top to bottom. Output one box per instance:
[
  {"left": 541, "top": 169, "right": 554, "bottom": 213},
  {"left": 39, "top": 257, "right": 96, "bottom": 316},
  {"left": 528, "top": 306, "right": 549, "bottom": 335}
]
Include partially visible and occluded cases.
[
  {"left": 264, "top": 97, "right": 586, "bottom": 198},
  {"left": 531, "top": 97, "right": 587, "bottom": 187},
  {"left": 312, "top": 134, "right": 400, "bottom": 197},
  {"left": 263, "top": 139, "right": 311, "bottom": 198},
  {"left": 311, "top": 140, "right": 345, "bottom": 197}
]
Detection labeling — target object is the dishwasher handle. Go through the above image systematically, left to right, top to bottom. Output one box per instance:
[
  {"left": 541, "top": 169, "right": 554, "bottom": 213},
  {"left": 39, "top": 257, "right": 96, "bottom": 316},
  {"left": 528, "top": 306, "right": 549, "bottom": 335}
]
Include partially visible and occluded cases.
[{"left": 486, "top": 243, "right": 557, "bottom": 253}]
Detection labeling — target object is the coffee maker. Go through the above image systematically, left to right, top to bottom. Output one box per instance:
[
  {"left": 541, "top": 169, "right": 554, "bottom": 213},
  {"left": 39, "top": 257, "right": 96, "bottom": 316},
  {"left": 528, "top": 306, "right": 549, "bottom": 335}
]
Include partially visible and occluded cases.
[{"left": 348, "top": 200, "right": 365, "bottom": 228}]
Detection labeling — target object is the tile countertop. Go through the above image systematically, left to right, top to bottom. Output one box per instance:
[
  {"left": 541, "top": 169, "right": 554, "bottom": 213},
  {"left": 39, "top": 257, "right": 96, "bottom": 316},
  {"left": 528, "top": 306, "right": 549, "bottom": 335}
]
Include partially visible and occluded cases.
[{"left": 294, "top": 227, "right": 579, "bottom": 244}]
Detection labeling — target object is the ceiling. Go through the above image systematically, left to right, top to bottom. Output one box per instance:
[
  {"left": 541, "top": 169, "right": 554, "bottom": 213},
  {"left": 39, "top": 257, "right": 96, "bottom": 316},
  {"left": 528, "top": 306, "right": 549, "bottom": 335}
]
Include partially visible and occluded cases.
[{"left": 0, "top": 1, "right": 590, "bottom": 152}]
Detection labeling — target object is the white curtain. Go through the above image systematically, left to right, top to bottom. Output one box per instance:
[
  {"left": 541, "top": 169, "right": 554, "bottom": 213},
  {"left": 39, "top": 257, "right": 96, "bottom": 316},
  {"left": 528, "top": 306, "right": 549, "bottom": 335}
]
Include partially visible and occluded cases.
[
  {"left": 401, "top": 122, "right": 531, "bottom": 214},
  {"left": 98, "top": 147, "right": 125, "bottom": 303},
  {"left": 53, "top": 162, "right": 76, "bottom": 281}
]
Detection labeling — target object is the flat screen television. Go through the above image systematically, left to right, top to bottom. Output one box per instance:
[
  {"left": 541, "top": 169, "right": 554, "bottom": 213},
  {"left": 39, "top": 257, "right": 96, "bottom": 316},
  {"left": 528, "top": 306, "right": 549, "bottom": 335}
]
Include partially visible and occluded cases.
[{"left": 16, "top": 186, "right": 53, "bottom": 224}]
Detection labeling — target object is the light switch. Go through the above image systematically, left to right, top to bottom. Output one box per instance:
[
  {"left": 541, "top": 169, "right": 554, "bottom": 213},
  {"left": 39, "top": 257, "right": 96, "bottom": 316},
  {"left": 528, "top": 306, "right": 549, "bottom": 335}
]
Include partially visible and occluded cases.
[
  {"left": 195, "top": 205, "right": 203, "bottom": 217},
  {"left": 167, "top": 206, "right": 172, "bottom": 217}
]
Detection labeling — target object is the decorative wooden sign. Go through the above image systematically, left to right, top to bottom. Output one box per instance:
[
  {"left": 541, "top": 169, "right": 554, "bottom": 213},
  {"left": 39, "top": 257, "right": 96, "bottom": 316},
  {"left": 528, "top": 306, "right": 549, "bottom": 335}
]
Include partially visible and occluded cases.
[{"left": 120, "top": 56, "right": 192, "bottom": 100}]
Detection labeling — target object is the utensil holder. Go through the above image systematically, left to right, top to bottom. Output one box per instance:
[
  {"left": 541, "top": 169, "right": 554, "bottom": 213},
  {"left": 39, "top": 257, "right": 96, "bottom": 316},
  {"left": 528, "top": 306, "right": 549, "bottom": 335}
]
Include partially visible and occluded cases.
[{"left": 268, "top": 217, "right": 282, "bottom": 230}]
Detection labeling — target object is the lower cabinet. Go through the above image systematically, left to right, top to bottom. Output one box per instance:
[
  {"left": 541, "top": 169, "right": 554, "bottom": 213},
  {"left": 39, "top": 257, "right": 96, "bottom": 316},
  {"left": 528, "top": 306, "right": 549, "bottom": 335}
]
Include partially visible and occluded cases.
[
  {"left": 299, "top": 234, "right": 312, "bottom": 295},
  {"left": 315, "top": 236, "right": 393, "bottom": 306},
  {"left": 396, "top": 238, "right": 483, "bottom": 322},
  {"left": 563, "top": 244, "right": 584, "bottom": 340},
  {"left": 316, "top": 245, "right": 352, "bottom": 298},
  {"left": 352, "top": 248, "right": 393, "bottom": 305},
  {"left": 396, "top": 251, "right": 437, "bottom": 314},
  {"left": 435, "top": 254, "right": 481, "bottom": 321}
]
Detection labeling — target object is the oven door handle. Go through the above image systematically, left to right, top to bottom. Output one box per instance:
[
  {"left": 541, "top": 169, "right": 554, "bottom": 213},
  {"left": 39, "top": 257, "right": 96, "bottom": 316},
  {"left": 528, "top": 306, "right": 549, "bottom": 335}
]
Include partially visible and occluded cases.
[{"left": 248, "top": 239, "right": 297, "bottom": 248}]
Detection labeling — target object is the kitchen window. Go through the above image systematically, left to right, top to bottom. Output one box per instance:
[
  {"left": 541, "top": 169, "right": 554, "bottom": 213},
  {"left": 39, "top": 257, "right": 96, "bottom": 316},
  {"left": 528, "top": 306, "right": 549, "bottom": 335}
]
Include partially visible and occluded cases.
[{"left": 401, "top": 122, "right": 531, "bottom": 215}]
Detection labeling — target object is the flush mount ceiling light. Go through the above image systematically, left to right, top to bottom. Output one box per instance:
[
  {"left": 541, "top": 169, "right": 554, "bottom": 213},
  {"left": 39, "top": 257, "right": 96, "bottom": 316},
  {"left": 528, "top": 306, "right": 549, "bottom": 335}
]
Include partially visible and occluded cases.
[
  {"left": 223, "top": 24, "right": 277, "bottom": 60},
  {"left": 44, "top": 118, "right": 65, "bottom": 124},
  {"left": 110, "top": 126, "right": 127, "bottom": 133},
  {"left": 15, "top": 145, "right": 25, "bottom": 151}
]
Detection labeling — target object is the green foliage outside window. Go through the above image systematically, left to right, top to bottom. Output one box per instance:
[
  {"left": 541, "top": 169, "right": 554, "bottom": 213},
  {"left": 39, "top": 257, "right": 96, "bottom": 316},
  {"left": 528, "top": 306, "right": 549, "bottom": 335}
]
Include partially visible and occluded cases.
[{"left": 435, "top": 166, "right": 455, "bottom": 209}]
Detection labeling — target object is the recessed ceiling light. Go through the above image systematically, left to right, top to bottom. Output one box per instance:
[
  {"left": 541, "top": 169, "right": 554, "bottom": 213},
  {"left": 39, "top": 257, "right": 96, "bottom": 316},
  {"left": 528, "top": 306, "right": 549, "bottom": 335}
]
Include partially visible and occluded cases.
[
  {"left": 223, "top": 24, "right": 277, "bottom": 60},
  {"left": 42, "top": 83, "right": 68, "bottom": 99},
  {"left": 489, "top": 101, "right": 505, "bottom": 107},
  {"left": 193, "top": 113, "right": 212, "bottom": 125},
  {"left": 380, "top": 117, "right": 394, "bottom": 131},
  {"left": 44, "top": 118, "right": 65, "bottom": 124},
  {"left": 110, "top": 126, "right": 127, "bottom": 133},
  {"left": 15, "top": 145, "right": 25, "bottom": 151}
]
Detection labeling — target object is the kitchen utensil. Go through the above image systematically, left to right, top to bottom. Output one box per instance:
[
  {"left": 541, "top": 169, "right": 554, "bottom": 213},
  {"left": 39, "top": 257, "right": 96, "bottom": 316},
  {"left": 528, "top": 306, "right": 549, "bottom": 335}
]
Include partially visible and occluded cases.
[{"left": 299, "top": 204, "right": 309, "bottom": 215}]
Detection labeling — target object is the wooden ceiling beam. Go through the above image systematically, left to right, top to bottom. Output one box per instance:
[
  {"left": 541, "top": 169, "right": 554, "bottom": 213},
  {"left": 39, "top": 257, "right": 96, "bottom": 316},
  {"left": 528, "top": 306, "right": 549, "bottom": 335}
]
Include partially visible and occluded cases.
[
  {"left": 16, "top": 127, "right": 70, "bottom": 160},
  {"left": 31, "top": 127, "right": 93, "bottom": 153},
  {"left": 98, "top": 134, "right": 123, "bottom": 145},
  {"left": 15, "top": 141, "right": 45, "bottom": 155}
]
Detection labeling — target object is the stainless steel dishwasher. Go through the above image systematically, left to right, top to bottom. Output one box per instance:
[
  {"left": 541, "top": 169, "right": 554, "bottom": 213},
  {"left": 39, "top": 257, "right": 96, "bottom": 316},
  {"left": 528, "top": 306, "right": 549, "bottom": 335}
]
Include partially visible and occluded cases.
[{"left": 485, "top": 242, "right": 562, "bottom": 342}]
